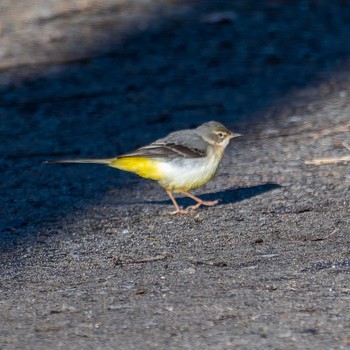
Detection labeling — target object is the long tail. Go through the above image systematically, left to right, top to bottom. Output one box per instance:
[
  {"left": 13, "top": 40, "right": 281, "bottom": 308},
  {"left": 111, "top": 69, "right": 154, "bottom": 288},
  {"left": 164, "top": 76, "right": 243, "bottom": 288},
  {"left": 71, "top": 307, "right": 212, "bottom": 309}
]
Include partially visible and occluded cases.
[{"left": 45, "top": 158, "right": 113, "bottom": 165}]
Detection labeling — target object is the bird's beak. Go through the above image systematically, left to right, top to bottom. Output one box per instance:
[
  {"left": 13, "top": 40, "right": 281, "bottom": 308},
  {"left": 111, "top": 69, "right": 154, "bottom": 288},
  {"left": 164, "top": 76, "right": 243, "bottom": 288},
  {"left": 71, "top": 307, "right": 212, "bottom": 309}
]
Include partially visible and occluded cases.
[{"left": 230, "top": 133, "right": 242, "bottom": 139}]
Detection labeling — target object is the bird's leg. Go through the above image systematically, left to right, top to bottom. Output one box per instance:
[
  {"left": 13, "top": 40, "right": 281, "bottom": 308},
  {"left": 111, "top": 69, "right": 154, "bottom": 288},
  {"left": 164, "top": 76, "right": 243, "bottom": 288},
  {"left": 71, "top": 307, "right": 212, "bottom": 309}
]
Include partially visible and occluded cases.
[
  {"left": 165, "top": 189, "right": 189, "bottom": 215},
  {"left": 178, "top": 190, "right": 219, "bottom": 211}
]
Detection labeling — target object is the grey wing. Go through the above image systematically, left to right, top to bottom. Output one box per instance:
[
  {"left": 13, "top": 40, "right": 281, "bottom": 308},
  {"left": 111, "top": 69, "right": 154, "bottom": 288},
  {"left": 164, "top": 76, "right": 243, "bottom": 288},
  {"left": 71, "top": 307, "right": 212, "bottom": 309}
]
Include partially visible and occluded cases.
[{"left": 122, "top": 130, "right": 208, "bottom": 159}]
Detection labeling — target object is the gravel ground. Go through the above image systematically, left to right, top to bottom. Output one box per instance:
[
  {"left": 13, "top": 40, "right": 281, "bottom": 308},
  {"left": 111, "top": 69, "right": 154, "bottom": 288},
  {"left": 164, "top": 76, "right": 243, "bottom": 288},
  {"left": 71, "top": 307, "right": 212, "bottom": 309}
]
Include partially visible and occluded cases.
[{"left": 0, "top": 1, "right": 349, "bottom": 349}]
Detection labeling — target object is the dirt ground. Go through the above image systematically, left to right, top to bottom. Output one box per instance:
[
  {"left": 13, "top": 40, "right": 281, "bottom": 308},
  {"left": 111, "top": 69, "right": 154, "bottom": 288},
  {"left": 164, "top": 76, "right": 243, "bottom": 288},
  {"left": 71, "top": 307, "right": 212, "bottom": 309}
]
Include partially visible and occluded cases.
[{"left": 0, "top": 1, "right": 349, "bottom": 349}]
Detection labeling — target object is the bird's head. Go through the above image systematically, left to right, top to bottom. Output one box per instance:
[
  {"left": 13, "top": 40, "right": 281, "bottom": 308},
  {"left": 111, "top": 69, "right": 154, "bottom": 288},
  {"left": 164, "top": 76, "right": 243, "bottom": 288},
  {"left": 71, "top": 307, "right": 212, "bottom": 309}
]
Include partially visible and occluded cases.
[{"left": 197, "top": 121, "right": 241, "bottom": 150}]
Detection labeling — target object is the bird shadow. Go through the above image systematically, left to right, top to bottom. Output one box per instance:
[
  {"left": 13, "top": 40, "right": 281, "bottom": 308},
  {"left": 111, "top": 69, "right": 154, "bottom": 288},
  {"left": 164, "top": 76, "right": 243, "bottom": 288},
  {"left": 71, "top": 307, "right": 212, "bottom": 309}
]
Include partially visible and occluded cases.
[{"left": 136, "top": 183, "right": 281, "bottom": 208}]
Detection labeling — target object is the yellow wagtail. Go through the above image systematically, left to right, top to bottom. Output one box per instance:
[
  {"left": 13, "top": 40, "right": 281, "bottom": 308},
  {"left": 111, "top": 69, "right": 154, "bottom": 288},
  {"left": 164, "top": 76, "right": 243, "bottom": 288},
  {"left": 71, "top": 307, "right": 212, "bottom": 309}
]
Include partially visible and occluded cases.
[{"left": 48, "top": 121, "right": 241, "bottom": 214}]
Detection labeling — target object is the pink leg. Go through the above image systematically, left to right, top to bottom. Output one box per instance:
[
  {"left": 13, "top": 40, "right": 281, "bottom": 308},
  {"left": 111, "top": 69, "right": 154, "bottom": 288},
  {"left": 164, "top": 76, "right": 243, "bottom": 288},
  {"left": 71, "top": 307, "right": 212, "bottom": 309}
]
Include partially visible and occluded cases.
[
  {"left": 165, "top": 189, "right": 189, "bottom": 215},
  {"left": 178, "top": 190, "right": 219, "bottom": 211}
]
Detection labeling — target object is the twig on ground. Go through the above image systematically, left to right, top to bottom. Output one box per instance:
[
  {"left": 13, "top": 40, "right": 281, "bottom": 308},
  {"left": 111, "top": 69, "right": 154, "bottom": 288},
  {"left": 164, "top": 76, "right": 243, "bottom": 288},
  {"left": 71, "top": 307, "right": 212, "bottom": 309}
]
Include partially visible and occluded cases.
[
  {"left": 305, "top": 156, "right": 350, "bottom": 165},
  {"left": 311, "top": 228, "right": 339, "bottom": 241},
  {"left": 112, "top": 255, "right": 168, "bottom": 266}
]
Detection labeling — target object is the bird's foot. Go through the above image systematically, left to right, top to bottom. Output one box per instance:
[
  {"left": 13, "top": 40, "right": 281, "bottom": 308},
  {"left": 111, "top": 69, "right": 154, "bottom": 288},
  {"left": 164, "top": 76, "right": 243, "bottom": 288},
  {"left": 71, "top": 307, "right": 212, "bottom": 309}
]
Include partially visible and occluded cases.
[
  {"left": 187, "top": 199, "right": 219, "bottom": 211},
  {"left": 201, "top": 199, "right": 220, "bottom": 206},
  {"left": 169, "top": 208, "right": 189, "bottom": 215}
]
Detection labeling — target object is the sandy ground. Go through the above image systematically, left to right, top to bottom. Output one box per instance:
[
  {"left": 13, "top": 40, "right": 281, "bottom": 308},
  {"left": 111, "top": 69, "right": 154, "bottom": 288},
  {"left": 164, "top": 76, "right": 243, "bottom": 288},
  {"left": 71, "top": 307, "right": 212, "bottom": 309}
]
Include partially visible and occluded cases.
[{"left": 0, "top": 1, "right": 349, "bottom": 349}]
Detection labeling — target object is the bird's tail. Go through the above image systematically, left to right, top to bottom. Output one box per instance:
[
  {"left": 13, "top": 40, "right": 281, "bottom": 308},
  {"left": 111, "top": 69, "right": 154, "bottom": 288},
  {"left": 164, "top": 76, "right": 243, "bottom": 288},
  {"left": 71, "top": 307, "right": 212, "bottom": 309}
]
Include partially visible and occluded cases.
[{"left": 44, "top": 158, "right": 113, "bottom": 165}]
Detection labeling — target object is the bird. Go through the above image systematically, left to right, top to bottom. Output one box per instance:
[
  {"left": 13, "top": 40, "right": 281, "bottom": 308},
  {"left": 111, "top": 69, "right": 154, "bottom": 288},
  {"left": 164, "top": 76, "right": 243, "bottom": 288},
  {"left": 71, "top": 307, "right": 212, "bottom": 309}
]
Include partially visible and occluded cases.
[{"left": 47, "top": 121, "right": 241, "bottom": 214}]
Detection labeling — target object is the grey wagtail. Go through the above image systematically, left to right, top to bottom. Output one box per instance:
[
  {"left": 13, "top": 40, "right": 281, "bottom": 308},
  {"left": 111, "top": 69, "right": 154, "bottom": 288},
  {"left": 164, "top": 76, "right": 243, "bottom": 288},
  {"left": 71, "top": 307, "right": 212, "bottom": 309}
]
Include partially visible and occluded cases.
[{"left": 47, "top": 121, "right": 241, "bottom": 214}]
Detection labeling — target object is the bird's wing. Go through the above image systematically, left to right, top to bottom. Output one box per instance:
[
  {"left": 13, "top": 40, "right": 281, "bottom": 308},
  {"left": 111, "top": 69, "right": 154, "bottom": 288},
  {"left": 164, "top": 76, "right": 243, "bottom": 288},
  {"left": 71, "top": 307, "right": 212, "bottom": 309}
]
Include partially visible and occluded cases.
[{"left": 121, "top": 130, "right": 207, "bottom": 159}]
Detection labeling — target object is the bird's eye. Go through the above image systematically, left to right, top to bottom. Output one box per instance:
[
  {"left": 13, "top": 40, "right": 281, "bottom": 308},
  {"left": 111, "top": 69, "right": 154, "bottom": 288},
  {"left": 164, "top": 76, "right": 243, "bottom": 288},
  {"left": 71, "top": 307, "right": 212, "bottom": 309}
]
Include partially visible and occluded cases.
[{"left": 217, "top": 132, "right": 225, "bottom": 139}]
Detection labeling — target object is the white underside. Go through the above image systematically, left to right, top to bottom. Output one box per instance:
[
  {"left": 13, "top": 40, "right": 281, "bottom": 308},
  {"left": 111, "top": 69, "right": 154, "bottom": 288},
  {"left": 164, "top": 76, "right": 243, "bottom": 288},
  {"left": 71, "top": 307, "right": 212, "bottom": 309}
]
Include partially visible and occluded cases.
[{"left": 156, "top": 152, "right": 222, "bottom": 191}]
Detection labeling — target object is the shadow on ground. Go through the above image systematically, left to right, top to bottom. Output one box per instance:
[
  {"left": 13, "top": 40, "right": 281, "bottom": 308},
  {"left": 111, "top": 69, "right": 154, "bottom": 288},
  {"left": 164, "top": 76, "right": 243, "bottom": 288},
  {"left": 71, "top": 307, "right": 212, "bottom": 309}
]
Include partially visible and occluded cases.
[
  {"left": 1, "top": 0, "right": 350, "bottom": 247},
  {"left": 138, "top": 183, "right": 282, "bottom": 208}
]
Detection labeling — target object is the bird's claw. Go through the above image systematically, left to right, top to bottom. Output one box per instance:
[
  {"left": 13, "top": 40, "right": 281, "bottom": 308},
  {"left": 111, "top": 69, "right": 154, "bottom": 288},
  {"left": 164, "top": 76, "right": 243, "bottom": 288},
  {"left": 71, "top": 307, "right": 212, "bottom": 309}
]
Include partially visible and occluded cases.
[
  {"left": 167, "top": 195, "right": 220, "bottom": 215},
  {"left": 187, "top": 199, "right": 219, "bottom": 211},
  {"left": 169, "top": 209, "right": 189, "bottom": 215}
]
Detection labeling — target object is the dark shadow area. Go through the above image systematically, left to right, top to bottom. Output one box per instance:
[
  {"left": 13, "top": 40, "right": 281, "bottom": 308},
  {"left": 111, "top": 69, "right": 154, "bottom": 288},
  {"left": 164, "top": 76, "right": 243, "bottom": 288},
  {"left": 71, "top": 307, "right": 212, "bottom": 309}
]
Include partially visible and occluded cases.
[
  {"left": 1, "top": 0, "right": 350, "bottom": 247},
  {"left": 136, "top": 184, "right": 282, "bottom": 208}
]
